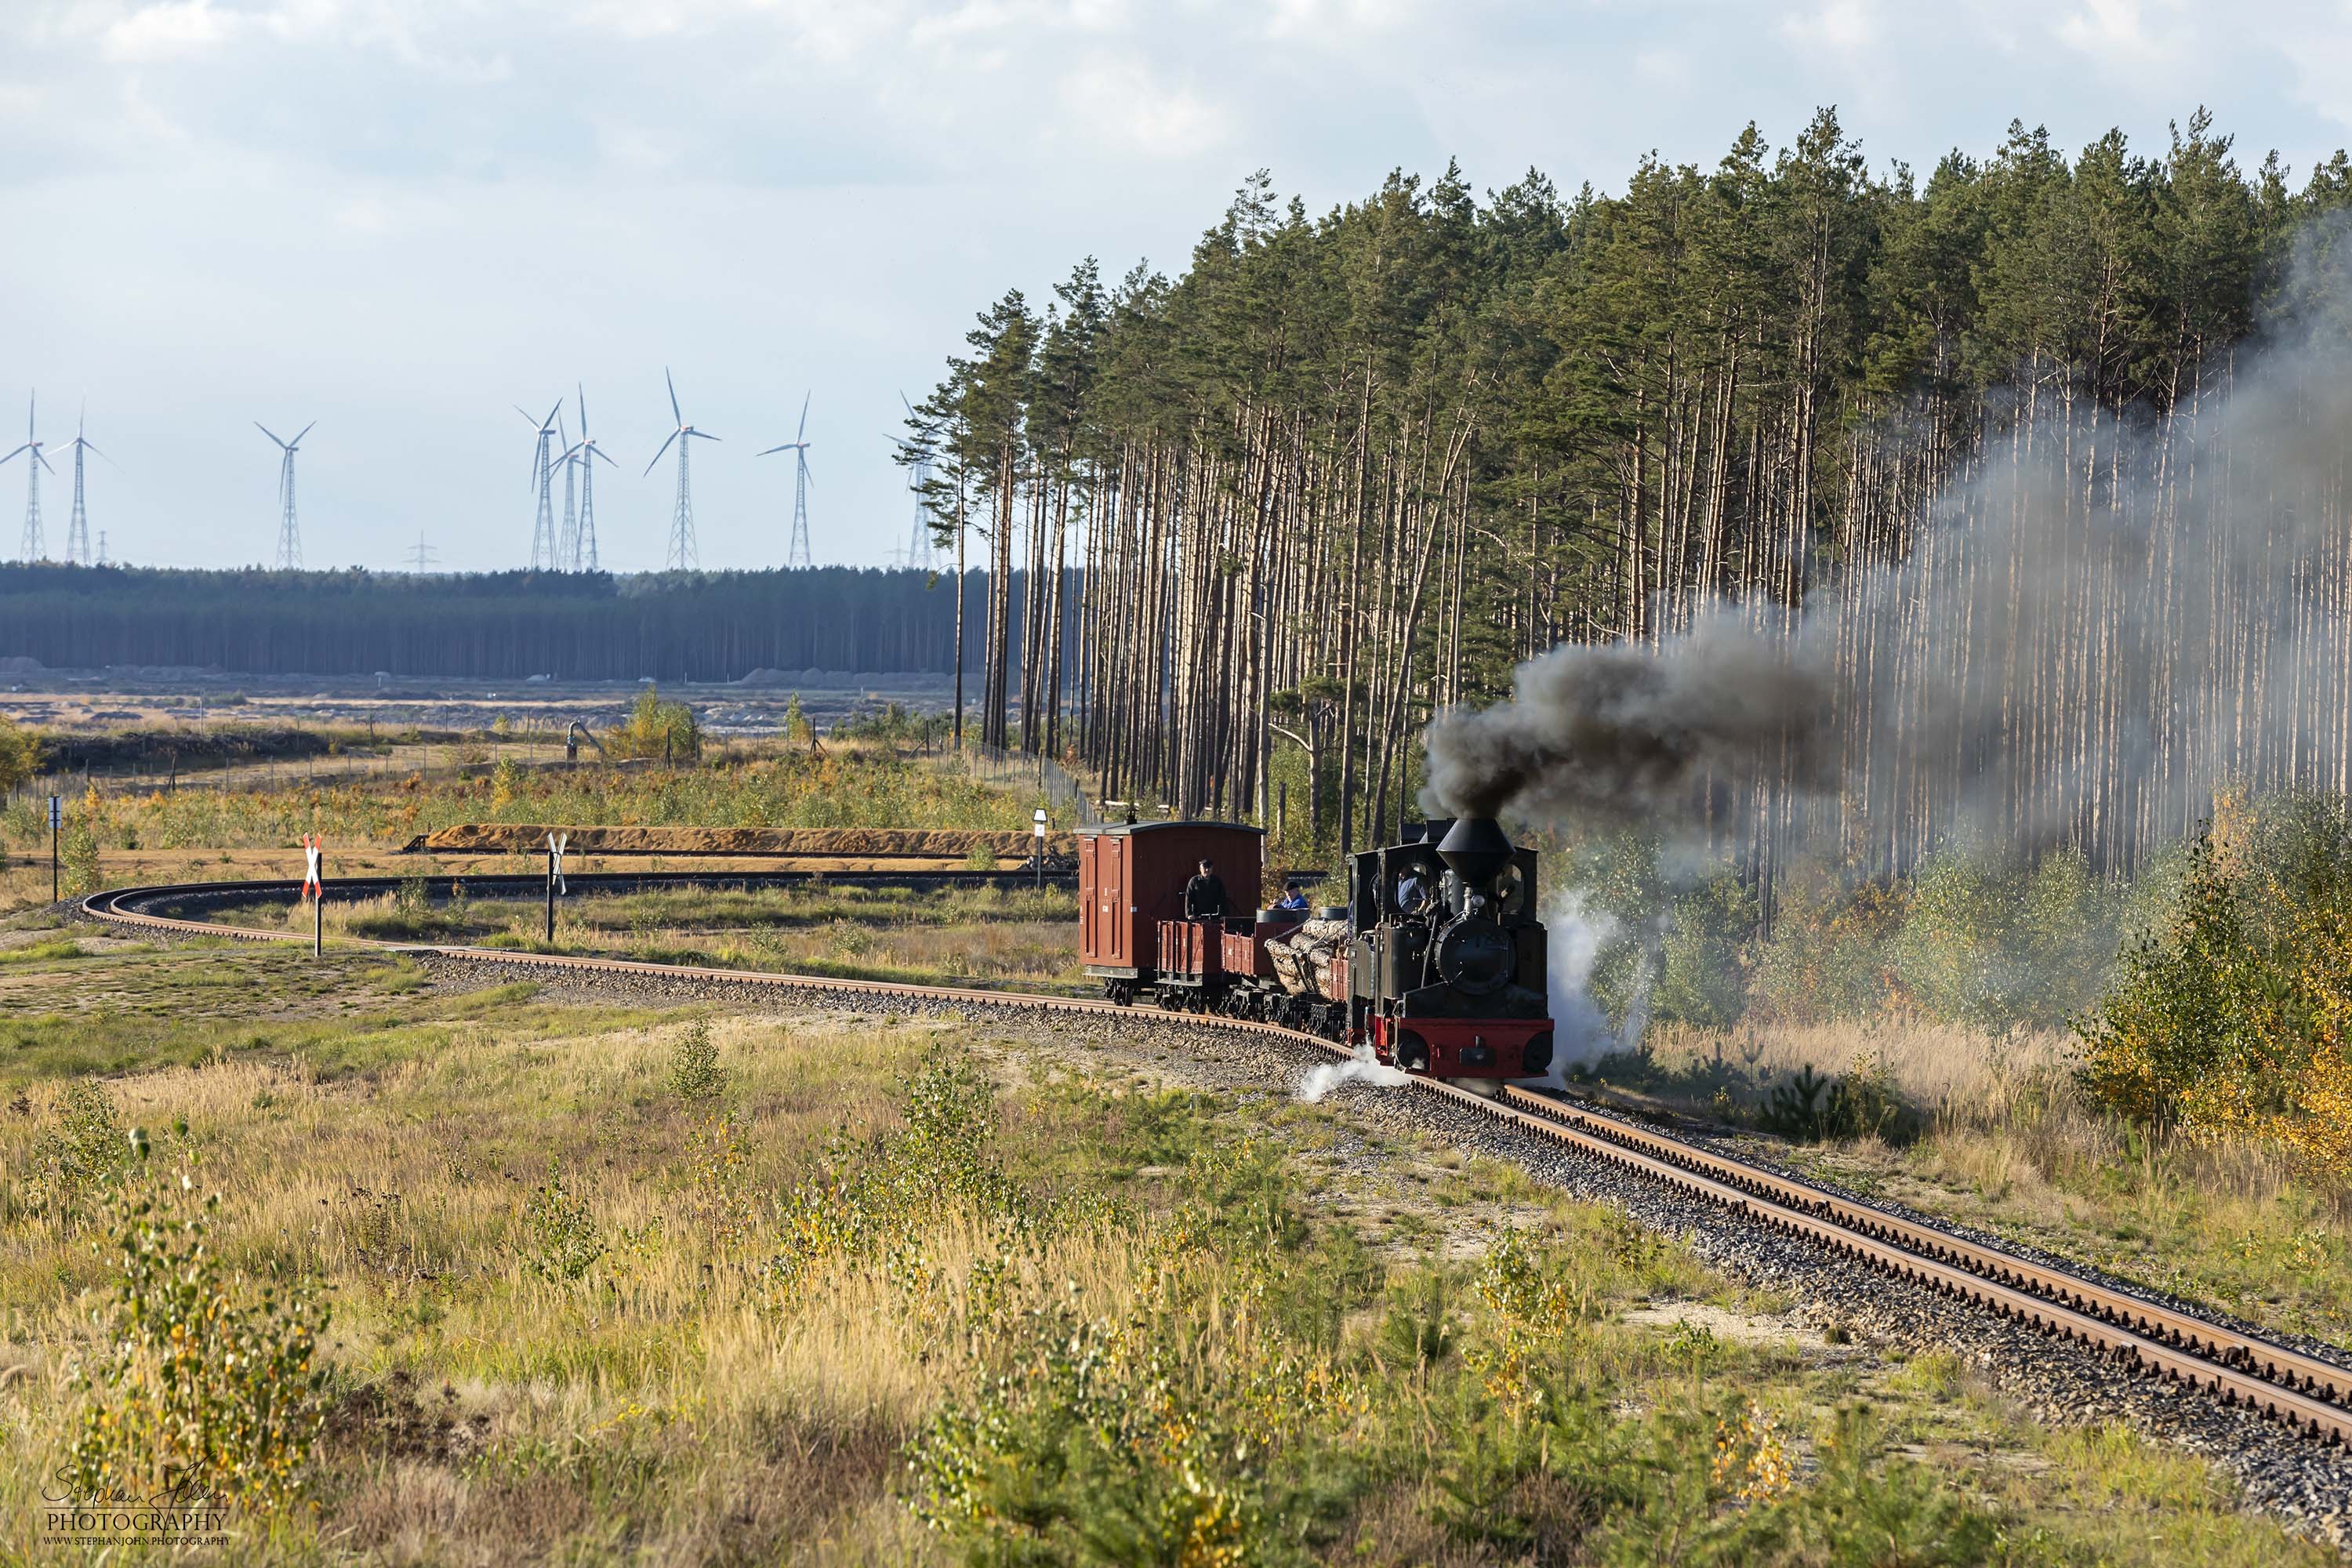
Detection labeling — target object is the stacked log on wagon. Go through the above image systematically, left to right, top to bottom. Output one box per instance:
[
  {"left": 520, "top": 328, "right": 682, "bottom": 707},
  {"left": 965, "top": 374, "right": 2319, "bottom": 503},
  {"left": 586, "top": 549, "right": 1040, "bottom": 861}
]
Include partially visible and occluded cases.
[{"left": 1265, "top": 918, "right": 1350, "bottom": 1002}]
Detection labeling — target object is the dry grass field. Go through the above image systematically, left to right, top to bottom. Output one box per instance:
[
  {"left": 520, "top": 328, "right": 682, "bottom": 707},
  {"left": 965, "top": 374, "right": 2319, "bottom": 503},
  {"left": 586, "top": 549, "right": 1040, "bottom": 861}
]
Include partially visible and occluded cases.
[{"left": 0, "top": 932, "right": 2332, "bottom": 1565}]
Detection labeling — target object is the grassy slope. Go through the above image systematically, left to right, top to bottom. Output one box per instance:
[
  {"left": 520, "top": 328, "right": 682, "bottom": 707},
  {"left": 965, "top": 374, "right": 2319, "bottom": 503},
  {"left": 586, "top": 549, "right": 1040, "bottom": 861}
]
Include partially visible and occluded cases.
[{"left": 0, "top": 938, "right": 2327, "bottom": 1566}]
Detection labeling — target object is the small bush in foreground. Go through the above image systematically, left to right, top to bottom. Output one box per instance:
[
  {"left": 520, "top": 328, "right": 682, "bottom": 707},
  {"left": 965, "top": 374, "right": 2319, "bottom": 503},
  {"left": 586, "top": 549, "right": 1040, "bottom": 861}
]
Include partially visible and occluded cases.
[
  {"left": 667, "top": 1018, "right": 724, "bottom": 1103},
  {"left": 31, "top": 1079, "right": 136, "bottom": 1220},
  {"left": 519, "top": 1160, "right": 607, "bottom": 1283},
  {"left": 65, "top": 1175, "right": 331, "bottom": 1514}
]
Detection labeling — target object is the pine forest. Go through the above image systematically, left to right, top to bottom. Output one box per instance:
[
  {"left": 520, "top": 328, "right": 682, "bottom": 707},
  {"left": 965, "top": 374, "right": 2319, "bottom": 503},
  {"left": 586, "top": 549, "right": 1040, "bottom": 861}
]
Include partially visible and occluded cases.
[{"left": 904, "top": 108, "right": 2352, "bottom": 887}]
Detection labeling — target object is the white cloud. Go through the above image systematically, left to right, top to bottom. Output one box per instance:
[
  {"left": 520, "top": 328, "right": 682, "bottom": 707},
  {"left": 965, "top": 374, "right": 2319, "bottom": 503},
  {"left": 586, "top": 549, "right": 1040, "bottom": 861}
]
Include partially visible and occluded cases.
[
  {"left": 104, "top": 0, "right": 245, "bottom": 60},
  {"left": 1261, "top": 0, "right": 1428, "bottom": 40},
  {"left": 1780, "top": 0, "right": 1882, "bottom": 56},
  {"left": 2053, "top": 0, "right": 2187, "bottom": 59},
  {"left": 1054, "top": 53, "right": 1227, "bottom": 156}
]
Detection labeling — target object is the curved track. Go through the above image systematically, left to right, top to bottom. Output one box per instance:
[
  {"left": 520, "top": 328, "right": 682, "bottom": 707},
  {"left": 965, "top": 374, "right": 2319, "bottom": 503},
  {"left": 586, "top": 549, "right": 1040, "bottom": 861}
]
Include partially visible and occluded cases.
[{"left": 82, "top": 875, "right": 2352, "bottom": 1449}]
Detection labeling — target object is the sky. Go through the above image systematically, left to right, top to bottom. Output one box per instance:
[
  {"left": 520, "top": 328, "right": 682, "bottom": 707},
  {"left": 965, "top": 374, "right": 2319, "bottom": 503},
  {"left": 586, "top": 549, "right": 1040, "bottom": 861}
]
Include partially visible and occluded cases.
[{"left": 7, "top": 0, "right": 2352, "bottom": 576}]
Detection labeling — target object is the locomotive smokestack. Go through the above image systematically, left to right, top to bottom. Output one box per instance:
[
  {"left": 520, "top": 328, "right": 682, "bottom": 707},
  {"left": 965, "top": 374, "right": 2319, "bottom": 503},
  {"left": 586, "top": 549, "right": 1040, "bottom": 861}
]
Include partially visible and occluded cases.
[{"left": 1436, "top": 815, "right": 1513, "bottom": 886}]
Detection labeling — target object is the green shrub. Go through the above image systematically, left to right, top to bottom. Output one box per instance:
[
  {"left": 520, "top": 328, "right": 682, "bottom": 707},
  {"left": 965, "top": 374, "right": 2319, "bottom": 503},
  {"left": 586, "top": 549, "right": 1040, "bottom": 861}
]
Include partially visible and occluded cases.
[
  {"left": 609, "top": 686, "right": 702, "bottom": 761},
  {"left": 0, "top": 713, "right": 42, "bottom": 793},
  {"left": 2077, "top": 794, "right": 2352, "bottom": 1174},
  {"left": 58, "top": 811, "right": 100, "bottom": 899},
  {"left": 1883, "top": 849, "right": 2119, "bottom": 1033},
  {"left": 1748, "top": 869, "right": 1904, "bottom": 1023},
  {"left": 1654, "top": 875, "right": 1757, "bottom": 1029},
  {"left": 667, "top": 1018, "right": 724, "bottom": 1103},
  {"left": 1757, "top": 1060, "right": 1915, "bottom": 1143},
  {"left": 30, "top": 1080, "right": 136, "bottom": 1221},
  {"left": 520, "top": 1160, "right": 607, "bottom": 1282},
  {"left": 64, "top": 1176, "right": 331, "bottom": 1514}
]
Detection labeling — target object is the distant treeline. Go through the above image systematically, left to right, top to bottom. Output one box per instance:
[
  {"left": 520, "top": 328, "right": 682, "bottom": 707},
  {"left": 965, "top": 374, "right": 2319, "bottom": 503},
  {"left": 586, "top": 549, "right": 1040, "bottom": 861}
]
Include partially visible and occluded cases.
[{"left": 0, "top": 564, "right": 1077, "bottom": 681}]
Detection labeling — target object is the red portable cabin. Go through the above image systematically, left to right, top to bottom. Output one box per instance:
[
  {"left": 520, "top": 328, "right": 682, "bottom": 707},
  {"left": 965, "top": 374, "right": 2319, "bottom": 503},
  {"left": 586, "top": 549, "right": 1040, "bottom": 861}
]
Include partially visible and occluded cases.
[{"left": 1077, "top": 821, "right": 1265, "bottom": 980}]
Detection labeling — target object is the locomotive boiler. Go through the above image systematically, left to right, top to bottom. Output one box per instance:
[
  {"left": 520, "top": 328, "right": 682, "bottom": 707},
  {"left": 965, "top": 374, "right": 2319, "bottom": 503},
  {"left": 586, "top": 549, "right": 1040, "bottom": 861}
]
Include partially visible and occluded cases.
[{"left": 1076, "top": 815, "right": 1554, "bottom": 1083}]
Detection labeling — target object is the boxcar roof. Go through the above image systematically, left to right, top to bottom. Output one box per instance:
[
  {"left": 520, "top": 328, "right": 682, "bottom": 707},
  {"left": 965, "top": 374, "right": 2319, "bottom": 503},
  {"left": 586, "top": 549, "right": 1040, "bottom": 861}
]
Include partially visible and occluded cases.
[{"left": 1077, "top": 820, "right": 1267, "bottom": 838}]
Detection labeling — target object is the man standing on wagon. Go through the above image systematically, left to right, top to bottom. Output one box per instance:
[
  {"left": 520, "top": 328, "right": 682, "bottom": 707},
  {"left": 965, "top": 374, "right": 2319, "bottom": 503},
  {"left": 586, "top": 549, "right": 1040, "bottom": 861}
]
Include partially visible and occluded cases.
[{"left": 1184, "top": 857, "right": 1229, "bottom": 920}]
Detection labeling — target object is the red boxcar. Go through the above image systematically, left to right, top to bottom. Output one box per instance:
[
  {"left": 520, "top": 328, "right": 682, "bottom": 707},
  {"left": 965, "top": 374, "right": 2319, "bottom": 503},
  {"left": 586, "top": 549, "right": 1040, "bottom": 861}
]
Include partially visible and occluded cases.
[{"left": 1078, "top": 821, "right": 1263, "bottom": 996}]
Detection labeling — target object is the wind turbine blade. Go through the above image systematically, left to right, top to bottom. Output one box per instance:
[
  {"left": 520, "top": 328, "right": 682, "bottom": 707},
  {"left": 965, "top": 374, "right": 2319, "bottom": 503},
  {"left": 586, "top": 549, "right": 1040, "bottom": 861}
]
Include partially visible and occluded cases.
[
  {"left": 665, "top": 367, "right": 681, "bottom": 426},
  {"left": 577, "top": 382, "right": 589, "bottom": 434},
  {"left": 797, "top": 390, "right": 810, "bottom": 441},
  {"left": 901, "top": 390, "right": 915, "bottom": 416},
  {"left": 544, "top": 400, "right": 562, "bottom": 430},
  {"left": 515, "top": 404, "right": 540, "bottom": 425},
  {"left": 293, "top": 422, "right": 316, "bottom": 445},
  {"left": 256, "top": 423, "right": 288, "bottom": 448},
  {"left": 644, "top": 429, "right": 680, "bottom": 475},
  {"left": 689, "top": 430, "right": 720, "bottom": 441},
  {"left": 0, "top": 444, "right": 27, "bottom": 465},
  {"left": 757, "top": 444, "right": 789, "bottom": 456},
  {"left": 591, "top": 445, "right": 619, "bottom": 469},
  {"left": 34, "top": 449, "right": 55, "bottom": 474}
]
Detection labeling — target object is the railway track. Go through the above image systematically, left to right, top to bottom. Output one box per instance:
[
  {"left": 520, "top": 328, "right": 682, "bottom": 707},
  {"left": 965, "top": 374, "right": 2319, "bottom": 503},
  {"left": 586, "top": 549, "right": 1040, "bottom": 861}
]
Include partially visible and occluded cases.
[{"left": 81, "top": 875, "right": 2352, "bottom": 1451}]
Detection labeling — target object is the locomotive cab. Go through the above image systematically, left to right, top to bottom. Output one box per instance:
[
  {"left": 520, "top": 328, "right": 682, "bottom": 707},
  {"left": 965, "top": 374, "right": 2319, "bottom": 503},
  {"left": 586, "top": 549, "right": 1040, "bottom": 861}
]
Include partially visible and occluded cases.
[{"left": 1350, "top": 817, "right": 1554, "bottom": 1082}]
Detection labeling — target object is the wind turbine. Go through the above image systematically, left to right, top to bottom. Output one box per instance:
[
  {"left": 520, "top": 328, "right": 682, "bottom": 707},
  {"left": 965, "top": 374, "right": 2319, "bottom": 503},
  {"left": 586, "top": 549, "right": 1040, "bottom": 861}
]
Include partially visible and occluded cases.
[
  {"left": 644, "top": 368, "right": 718, "bottom": 572},
  {"left": 555, "top": 384, "right": 617, "bottom": 572},
  {"left": 896, "top": 390, "right": 932, "bottom": 570},
  {"left": 757, "top": 391, "right": 814, "bottom": 568},
  {"left": 2, "top": 393, "right": 53, "bottom": 561},
  {"left": 517, "top": 400, "right": 563, "bottom": 569},
  {"left": 57, "top": 405, "right": 111, "bottom": 567},
  {"left": 554, "top": 409, "right": 576, "bottom": 569},
  {"left": 255, "top": 421, "right": 314, "bottom": 570}
]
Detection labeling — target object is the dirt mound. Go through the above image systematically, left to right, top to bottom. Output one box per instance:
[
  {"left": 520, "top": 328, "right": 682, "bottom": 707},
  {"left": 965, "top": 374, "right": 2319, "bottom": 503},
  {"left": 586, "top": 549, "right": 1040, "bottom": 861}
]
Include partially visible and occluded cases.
[{"left": 399, "top": 824, "right": 1073, "bottom": 858}]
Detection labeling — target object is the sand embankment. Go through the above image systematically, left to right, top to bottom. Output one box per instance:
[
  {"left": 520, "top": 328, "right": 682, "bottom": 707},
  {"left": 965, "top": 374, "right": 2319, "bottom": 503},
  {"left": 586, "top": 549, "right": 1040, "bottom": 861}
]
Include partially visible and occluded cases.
[{"left": 397, "top": 824, "right": 1073, "bottom": 858}]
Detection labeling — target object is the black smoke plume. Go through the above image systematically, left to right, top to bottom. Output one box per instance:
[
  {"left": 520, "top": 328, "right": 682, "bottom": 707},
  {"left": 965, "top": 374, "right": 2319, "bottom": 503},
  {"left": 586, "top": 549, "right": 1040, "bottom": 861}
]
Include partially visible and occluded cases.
[{"left": 1421, "top": 616, "right": 1837, "bottom": 825}]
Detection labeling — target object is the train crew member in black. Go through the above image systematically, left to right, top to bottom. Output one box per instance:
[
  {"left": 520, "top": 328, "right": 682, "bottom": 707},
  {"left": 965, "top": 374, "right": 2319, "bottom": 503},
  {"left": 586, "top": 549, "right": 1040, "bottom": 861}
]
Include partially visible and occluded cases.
[{"left": 1184, "top": 858, "right": 1229, "bottom": 920}]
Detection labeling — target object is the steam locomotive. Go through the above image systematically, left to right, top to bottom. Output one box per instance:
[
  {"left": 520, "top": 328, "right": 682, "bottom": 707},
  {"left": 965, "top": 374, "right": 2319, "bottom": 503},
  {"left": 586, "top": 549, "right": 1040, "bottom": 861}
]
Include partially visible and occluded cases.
[{"left": 1076, "top": 815, "right": 1554, "bottom": 1082}]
